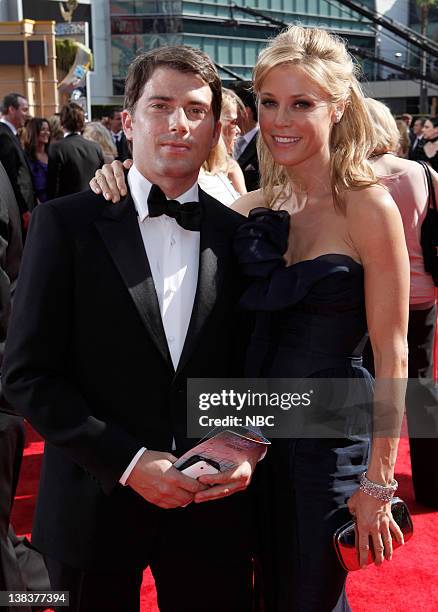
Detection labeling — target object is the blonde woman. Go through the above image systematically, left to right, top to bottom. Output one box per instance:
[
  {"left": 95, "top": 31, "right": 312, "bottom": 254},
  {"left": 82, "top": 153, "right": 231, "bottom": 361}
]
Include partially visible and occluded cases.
[
  {"left": 231, "top": 26, "right": 408, "bottom": 611},
  {"left": 90, "top": 29, "right": 409, "bottom": 610},
  {"left": 365, "top": 98, "right": 438, "bottom": 511},
  {"left": 83, "top": 121, "right": 118, "bottom": 164}
]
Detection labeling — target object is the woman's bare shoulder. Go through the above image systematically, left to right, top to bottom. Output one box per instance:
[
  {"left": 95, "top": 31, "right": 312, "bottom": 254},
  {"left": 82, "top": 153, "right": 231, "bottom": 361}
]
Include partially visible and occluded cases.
[{"left": 231, "top": 189, "right": 268, "bottom": 217}]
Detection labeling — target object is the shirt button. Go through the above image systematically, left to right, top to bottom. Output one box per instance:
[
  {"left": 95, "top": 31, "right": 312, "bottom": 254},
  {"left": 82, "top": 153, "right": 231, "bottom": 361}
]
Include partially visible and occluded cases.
[
  {"left": 170, "top": 237, "right": 176, "bottom": 246},
  {"left": 168, "top": 336, "right": 175, "bottom": 343}
]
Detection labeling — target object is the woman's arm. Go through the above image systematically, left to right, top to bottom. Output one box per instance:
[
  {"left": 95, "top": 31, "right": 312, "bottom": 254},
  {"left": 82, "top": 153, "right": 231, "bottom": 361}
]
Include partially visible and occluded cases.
[
  {"left": 227, "top": 159, "right": 247, "bottom": 195},
  {"left": 346, "top": 185, "right": 410, "bottom": 568}
]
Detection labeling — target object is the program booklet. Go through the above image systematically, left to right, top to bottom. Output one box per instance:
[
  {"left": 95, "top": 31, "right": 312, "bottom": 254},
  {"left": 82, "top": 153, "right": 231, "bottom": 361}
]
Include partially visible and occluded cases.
[{"left": 173, "top": 428, "right": 271, "bottom": 472}]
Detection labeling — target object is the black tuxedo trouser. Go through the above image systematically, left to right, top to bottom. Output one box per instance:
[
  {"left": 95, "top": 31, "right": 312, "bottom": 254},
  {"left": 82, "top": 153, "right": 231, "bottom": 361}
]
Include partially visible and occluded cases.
[
  {"left": 406, "top": 304, "right": 438, "bottom": 508},
  {"left": 0, "top": 412, "right": 25, "bottom": 592},
  {"left": 45, "top": 490, "right": 255, "bottom": 612}
]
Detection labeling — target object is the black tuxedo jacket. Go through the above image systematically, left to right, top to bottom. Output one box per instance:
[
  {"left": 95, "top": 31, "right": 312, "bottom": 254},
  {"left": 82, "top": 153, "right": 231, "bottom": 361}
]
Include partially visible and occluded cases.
[
  {"left": 0, "top": 123, "right": 36, "bottom": 215},
  {"left": 115, "top": 132, "right": 131, "bottom": 162},
  {"left": 237, "top": 132, "right": 260, "bottom": 192},
  {"left": 47, "top": 134, "right": 104, "bottom": 200},
  {"left": 0, "top": 162, "right": 22, "bottom": 415},
  {"left": 3, "top": 186, "right": 247, "bottom": 570}
]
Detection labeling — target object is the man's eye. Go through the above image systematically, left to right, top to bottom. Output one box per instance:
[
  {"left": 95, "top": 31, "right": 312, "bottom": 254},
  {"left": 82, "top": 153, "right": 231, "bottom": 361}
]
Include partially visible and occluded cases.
[
  {"left": 151, "top": 103, "right": 168, "bottom": 110},
  {"left": 189, "top": 107, "right": 206, "bottom": 116}
]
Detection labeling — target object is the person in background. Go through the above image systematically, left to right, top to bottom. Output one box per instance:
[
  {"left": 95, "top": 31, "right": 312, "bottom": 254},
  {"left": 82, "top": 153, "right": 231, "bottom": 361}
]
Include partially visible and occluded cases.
[
  {"left": 230, "top": 81, "right": 260, "bottom": 192},
  {"left": 220, "top": 89, "right": 243, "bottom": 155},
  {"left": 0, "top": 93, "right": 35, "bottom": 227},
  {"left": 365, "top": 98, "right": 438, "bottom": 509},
  {"left": 47, "top": 102, "right": 104, "bottom": 200},
  {"left": 108, "top": 107, "right": 130, "bottom": 161},
  {"left": 400, "top": 112, "right": 414, "bottom": 146},
  {"left": 47, "top": 114, "right": 64, "bottom": 144},
  {"left": 100, "top": 115, "right": 111, "bottom": 131},
  {"left": 418, "top": 116, "right": 438, "bottom": 172},
  {"left": 409, "top": 117, "right": 425, "bottom": 160},
  {"left": 23, "top": 118, "right": 50, "bottom": 204},
  {"left": 395, "top": 118, "right": 410, "bottom": 158},
  {"left": 83, "top": 121, "right": 118, "bottom": 164},
  {"left": 198, "top": 136, "right": 243, "bottom": 205},
  {"left": 0, "top": 162, "right": 50, "bottom": 611}
]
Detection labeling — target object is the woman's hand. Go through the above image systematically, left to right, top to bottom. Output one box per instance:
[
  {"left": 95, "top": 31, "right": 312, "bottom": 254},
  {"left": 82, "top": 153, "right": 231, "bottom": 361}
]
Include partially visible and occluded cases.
[
  {"left": 89, "top": 158, "right": 133, "bottom": 202},
  {"left": 347, "top": 488, "right": 404, "bottom": 568}
]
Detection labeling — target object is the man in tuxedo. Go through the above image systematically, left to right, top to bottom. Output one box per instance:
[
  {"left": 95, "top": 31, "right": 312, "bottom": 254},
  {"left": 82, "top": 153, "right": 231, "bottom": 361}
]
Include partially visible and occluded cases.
[
  {"left": 3, "top": 47, "right": 260, "bottom": 612},
  {"left": 231, "top": 82, "right": 260, "bottom": 192},
  {"left": 0, "top": 93, "right": 36, "bottom": 225},
  {"left": 47, "top": 102, "right": 104, "bottom": 200},
  {"left": 109, "top": 107, "right": 131, "bottom": 162},
  {"left": 409, "top": 117, "right": 425, "bottom": 161},
  {"left": 0, "top": 160, "right": 25, "bottom": 606},
  {"left": 0, "top": 163, "right": 50, "bottom": 611}
]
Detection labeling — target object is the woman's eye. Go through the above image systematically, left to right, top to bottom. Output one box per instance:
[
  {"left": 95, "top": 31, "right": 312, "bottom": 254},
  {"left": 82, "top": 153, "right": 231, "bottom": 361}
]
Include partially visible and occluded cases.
[
  {"left": 260, "top": 100, "right": 276, "bottom": 108},
  {"left": 293, "top": 100, "right": 311, "bottom": 109}
]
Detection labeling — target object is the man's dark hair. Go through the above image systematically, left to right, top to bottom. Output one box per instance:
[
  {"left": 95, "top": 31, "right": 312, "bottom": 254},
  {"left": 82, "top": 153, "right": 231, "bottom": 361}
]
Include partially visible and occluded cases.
[
  {"left": 124, "top": 46, "right": 222, "bottom": 122},
  {"left": 229, "top": 81, "right": 257, "bottom": 121},
  {"left": 1, "top": 93, "right": 26, "bottom": 115},
  {"left": 60, "top": 102, "right": 85, "bottom": 133},
  {"left": 109, "top": 107, "right": 123, "bottom": 119},
  {"left": 426, "top": 115, "right": 438, "bottom": 128}
]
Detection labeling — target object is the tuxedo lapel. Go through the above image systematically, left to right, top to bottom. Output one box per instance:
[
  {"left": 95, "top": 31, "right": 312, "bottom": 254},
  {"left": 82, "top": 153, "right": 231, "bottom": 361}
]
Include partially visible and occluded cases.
[
  {"left": 237, "top": 134, "right": 257, "bottom": 169},
  {"left": 175, "top": 190, "right": 228, "bottom": 376},
  {"left": 94, "top": 194, "right": 173, "bottom": 368}
]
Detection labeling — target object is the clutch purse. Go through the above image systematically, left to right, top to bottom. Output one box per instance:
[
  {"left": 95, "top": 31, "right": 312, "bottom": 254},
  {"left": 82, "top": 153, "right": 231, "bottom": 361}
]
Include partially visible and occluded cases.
[{"left": 333, "top": 497, "right": 413, "bottom": 571}]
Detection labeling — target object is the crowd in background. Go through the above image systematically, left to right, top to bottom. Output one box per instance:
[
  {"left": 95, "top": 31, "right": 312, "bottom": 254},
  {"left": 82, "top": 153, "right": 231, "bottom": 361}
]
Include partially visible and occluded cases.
[{"left": 2, "top": 90, "right": 438, "bottom": 225}]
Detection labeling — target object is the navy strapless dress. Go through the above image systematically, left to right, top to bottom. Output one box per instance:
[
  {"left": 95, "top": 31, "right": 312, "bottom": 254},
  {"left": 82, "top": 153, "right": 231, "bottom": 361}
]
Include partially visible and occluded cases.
[{"left": 235, "top": 209, "right": 373, "bottom": 612}]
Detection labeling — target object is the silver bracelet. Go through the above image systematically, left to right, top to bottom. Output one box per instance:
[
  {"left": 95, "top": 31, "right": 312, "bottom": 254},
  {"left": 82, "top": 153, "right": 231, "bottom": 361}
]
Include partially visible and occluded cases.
[{"left": 359, "top": 471, "right": 398, "bottom": 503}]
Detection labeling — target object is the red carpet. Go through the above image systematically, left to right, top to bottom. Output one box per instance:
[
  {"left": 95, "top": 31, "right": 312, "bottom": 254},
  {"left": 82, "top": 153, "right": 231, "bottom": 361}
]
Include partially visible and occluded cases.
[{"left": 12, "top": 424, "right": 438, "bottom": 611}]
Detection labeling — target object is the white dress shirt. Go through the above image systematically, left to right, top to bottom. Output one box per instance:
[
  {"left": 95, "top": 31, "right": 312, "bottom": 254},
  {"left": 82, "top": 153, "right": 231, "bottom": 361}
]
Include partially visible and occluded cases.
[
  {"left": 111, "top": 130, "right": 123, "bottom": 144},
  {"left": 119, "top": 164, "right": 200, "bottom": 485}
]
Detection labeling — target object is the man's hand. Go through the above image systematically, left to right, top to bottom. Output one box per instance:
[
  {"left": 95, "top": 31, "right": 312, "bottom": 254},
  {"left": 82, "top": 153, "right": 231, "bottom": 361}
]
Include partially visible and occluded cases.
[
  {"left": 89, "top": 158, "right": 132, "bottom": 202},
  {"left": 127, "top": 450, "right": 207, "bottom": 509},
  {"left": 194, "top": 458, "right": 256, "bottom": 503},
  {"left": 347, "top": 488, "right": 404, "bottom": 568}
]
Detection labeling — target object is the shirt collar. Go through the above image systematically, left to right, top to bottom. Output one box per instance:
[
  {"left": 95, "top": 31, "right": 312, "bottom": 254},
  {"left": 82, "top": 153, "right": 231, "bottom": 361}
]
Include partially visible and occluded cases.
[
  {"left": 0, "top": 118, "right": 17, "bottom": 135},
  {"left": 243, "top": 125, "right": 259, "bottom": 144},
  {"left": 127, "top": 164, "right": 199, "bottom": 223}
]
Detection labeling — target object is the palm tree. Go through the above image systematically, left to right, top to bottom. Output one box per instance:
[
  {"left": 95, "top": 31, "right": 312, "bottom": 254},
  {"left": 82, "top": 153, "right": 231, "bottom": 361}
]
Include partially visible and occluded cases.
[{"left": 417, "top": 0, "right": 438, "bottom": 112}]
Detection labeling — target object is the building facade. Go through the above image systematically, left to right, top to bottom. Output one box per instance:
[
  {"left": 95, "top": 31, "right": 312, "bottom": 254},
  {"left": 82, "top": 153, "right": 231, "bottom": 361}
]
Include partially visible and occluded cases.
[
  {"left": 2, "top": 0, "right": 437, "bottom": 113},
  {"left": 109, "top": 0, "right": 376, "bottom": 100}
]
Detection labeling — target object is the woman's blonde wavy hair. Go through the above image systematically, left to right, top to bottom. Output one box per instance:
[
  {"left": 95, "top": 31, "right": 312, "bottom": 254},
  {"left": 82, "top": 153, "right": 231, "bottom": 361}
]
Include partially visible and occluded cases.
[
  {"left": 253, "top": 26, "right": 377, "bottom": 212},
  {"left": 364, "top": 98, "right": 400, "bottom": 156}
]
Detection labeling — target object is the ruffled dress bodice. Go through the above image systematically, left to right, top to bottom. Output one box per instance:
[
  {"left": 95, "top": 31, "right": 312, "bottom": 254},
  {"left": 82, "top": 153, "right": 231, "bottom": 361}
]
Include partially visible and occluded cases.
[{"left": 235, "top": 208, "right": 369, "bottom": 378}]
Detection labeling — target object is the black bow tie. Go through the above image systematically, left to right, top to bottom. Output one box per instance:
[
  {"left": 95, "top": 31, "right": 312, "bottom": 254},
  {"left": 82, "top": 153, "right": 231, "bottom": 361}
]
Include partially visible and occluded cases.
[{"left": 147, "top": 184, "right": 201, "bottom": 231}]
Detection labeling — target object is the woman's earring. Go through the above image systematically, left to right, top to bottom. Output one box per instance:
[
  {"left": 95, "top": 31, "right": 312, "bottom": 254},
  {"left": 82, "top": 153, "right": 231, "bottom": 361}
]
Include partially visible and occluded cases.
[{"left": 334, "top": 112, "right": 341, "bottom": 124}]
